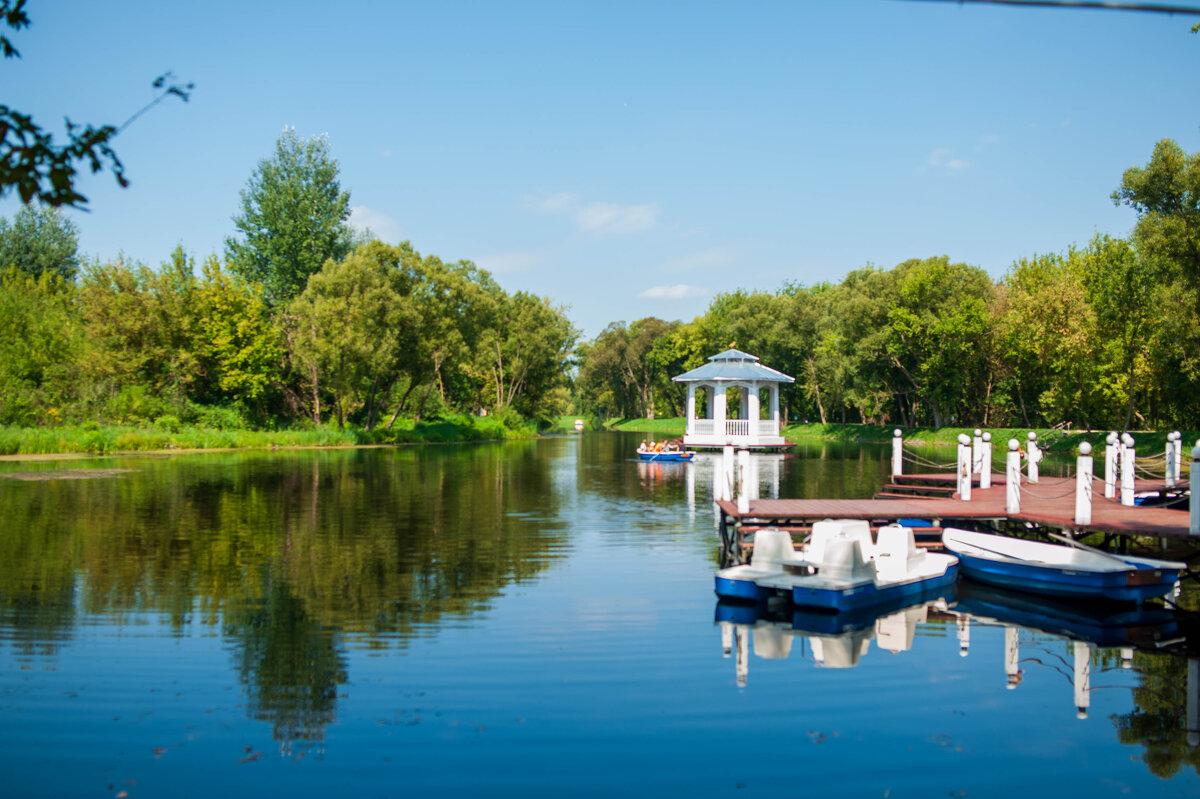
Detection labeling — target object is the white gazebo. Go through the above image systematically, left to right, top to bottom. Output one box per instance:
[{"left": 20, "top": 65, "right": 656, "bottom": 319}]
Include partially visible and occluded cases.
[{"left": 672, "top": 349, "right": 794, "bottom": 449}]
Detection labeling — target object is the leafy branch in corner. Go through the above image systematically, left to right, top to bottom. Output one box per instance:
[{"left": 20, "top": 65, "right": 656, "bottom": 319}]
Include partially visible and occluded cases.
[{"left": 0, "top": 0, "right": 193, "bottom": 209}]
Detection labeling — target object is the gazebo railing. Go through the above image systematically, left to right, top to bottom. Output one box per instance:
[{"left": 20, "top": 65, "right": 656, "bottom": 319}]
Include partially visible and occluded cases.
[
  {"left": 694, "top": 419, "right": 715, "bottom": 436},
  {"left": 757, "top": 419, "right": 779, "bottom": 436},
  {"left": 725, "top": 420, "right": 750, "bottom": 437}
]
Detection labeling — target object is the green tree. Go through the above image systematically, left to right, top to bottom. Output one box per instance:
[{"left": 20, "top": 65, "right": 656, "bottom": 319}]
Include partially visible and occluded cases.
[
  {"left": 226, "top": 129, "right": 352, "bottom": 306},
  {"left": 1112, "top": 139, "right": 1200, "bottom": 284},
  {"left": 0, "top": 203, "right": 80, "bottom": 280},
  {"left": 0, "top": 267, "right": 83, "bottom": 424}
]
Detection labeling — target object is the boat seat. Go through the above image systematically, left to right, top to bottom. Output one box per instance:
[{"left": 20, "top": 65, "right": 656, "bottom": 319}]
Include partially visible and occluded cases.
[
  {"left": 808, "top": 518, "right": 875, "bottom": 563},
  {"left": 874, "top": 524, "right": 926, "bottom": 580},
  {"left": 748, "top": 528, "right": 796, "bottom": 570},
  {"left": 817, "top": 536, "right": 875, "bottom": 581}
]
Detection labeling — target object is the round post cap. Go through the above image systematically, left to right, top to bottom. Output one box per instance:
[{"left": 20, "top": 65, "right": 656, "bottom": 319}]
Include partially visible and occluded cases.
[
  {"left": 974, "top": 428, "right": 982, "bottom": 436},
  {"left": 893, "top": 429, "right": 902, "bottom": 437},
  {"left": 982, "top": 432, "right": 991, "bottom": 441},
  {"left": 1027, "top": 432, "right": 1037, "bottom": 441},
  {"left": 957, "top": 433, "right": 970, "bottom": 445},
  {"left": 1121, "top": 433, "right": 1134, "bottom": 447},
  {"left": 1008, "top": 439, "right": 1020, "bottom": 451},
  {"left": 1078, "top": 442, "right": 1092, "bottom": 456}
]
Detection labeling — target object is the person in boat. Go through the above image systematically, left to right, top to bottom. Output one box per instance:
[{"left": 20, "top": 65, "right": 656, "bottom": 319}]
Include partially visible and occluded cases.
[{"left": 638, "top": 440, "right": 649, "bottom": 453}]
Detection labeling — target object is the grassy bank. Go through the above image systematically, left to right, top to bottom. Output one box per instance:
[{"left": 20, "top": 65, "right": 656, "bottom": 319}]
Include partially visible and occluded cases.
[
  {"left": 0, "top": 414, "right": 530, "bottom": 457},
  {"left": 601, "top": 418, "right": 1196, "bottom": 453}
]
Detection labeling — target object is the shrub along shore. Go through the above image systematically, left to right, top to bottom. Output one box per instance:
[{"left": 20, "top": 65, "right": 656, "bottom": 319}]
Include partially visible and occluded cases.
[{"left": 2, "top": 417, "right": 1192, "bottom": 459}]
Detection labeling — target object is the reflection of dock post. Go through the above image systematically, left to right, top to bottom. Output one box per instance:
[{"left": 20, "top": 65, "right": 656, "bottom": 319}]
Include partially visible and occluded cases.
[
  {"left": 892, "top": 429, "right": 903, "bottom": 477},
  {"left": 981, "top": 432, "right": 992, "bottom": 489},
  {"left": 1104, "top": 432, "right": 1118, "bottom": 499},
  {"left": 957, "top": 434, "right": 971, "bottom": 501},
  {"left": 1006, "top": 439, "right": 1021, "bottom": 514},
  {"left": 1075, "top": 442, "right": 1093, "bottom": 526},
  {"left": 720, "top": 445, "right": 734, "bottom": 502},
  {"left": 957, "top": 615, "right": 970, "bottom": 657},
  {"left": 720, "top": 622, "right": 733, "bottom": 657},
  {"left": 736, "top": 626, "right": 749, "bottom": 687},
  {"left": 1005, "top": 626, "right": 1020, "bottom": 689},
  {"left": 1074, "top": 642, "right": 1091, "bottom": 719},
  {"left": 1121, "top": 647, "right": 1134, "bottom": 669},
  {"left": 1187, "top": 658, "right": 1198, "bottom": 748}
]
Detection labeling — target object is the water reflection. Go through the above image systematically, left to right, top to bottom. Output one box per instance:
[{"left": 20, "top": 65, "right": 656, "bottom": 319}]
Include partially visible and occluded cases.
[{"left": 0, "top": 445, "right": 571, "bottom": 749}]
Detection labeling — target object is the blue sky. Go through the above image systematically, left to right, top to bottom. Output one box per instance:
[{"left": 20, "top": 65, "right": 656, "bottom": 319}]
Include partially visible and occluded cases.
[{"left": 4, "top": 0, "right": 1199, "bottom": 338}]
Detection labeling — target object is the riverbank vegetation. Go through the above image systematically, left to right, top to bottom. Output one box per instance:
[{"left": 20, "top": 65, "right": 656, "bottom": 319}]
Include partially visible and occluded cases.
[{"left": 3, "top": 135, "right": 1197, "bottom": 454}]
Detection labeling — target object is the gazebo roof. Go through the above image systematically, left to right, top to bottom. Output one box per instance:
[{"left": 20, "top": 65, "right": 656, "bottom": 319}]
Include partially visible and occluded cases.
[{"left": 671, "top": 348, "right": 795, "bottom": 384}]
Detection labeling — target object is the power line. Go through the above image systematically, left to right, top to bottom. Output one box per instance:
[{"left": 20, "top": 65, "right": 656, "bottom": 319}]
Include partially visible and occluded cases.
[{"left": 898, "top": 0, "right": 1200, "bottom": 15}]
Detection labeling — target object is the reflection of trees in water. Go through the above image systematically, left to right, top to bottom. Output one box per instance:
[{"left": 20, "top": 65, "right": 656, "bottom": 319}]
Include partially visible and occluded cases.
[
  {"left": 0, "top": 445, "right": 568, "bottom": 743},
  {"left": 224, "top": 573, "right": 347, "bottom": 751},
  {"left": 1111, "top": 651, "right": 1200, "bottom": 778}
]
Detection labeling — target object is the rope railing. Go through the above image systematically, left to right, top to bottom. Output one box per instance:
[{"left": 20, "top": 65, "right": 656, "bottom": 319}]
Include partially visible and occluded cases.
[
  {"left": 903, "top": 451, "right": 957, "bottom": 470},
  {"left": 1019, "top": 483, "right": 1081, "bottom": 500}
]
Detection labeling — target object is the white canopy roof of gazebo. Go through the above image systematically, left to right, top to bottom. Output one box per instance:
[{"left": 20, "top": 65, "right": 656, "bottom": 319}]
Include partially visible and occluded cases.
[{"left": 671, "top": 349, "right": 794, "bottom": 384}]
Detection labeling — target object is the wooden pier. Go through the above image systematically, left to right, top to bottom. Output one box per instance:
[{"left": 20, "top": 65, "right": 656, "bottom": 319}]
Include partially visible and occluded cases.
[{"left": 718, "top": 471, "right": 1196, "bottom": 561}]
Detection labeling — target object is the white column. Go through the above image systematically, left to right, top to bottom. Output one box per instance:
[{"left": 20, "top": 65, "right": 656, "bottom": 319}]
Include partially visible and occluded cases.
[
  {"left": 686, "top": 383, "right": 696, "bottom": 438},
  {"left": 747, "top": 386, "right": 760, "bottom": 446},
  {"left": 715, "top": 387, "right": 728, "bottom": 443},
  {"left": 891, "top": 429, "right": 903, "bottom": 477},
  {"left": 972, "top": 429, "right": 983, "bottom": 474},
  {"left": 980, "top": 432, "right": 993, "bottom": 489},
  {"left": 1027, "top": 432, "right": 1040, "bottom": 484},
  {"left": 1104, "top": 432, "right": 1118, "bottom": 499},
  {"left": 957, "top": 433, "right": 971, "bottom": 501},
  {"left": 1121, "top": 433, "right": 1135, "bottom": 507},
  {"left": 1006, "top": 439, "right": 1021, "bottom": 514},
  {"left": 1075, "top": 441, "right": 1093, "bottom": 526},
  {"left": 1190, "top": 442, "right": 1200, "bottom": 537},
  {"left": 737, "top": 448, "right": 750, "bottom": 514},
  {"left": 1005, "top": 626, "right": 1020, "bottom": 689},
  {"left": 1074, "top": 642, "right": 1091, "bottom": 719}
]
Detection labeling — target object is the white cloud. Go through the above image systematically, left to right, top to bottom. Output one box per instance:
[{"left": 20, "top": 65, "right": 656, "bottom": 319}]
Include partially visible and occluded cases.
[
  {"left": 928, "top": 149, "right": 968, "bottom": 171},
  {"left": 576, "top": 202, "right": 659, "bottom": 234},
  {"left": 348, "top": 205, "right": 401, "bottom": 242},
  {"left": 474, "top": 250, "right": 541, "bottom": 274},
  {"left": 638, "top": 283, "right": 707, "bottom": 300}
]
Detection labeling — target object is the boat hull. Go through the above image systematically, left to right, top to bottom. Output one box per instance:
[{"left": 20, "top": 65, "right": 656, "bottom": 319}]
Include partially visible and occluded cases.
[
  {"left": 636, "top": 451, "right": 694, "bottom": 462},
  {"left": 942, "top": 528, "right": 1183, "bottom": 603},
  {"left": 789, "top": 564, "right": 959, "bottom": 612},
  {"left": 714, "top": 573, "right": 775, "bottom": 602}
]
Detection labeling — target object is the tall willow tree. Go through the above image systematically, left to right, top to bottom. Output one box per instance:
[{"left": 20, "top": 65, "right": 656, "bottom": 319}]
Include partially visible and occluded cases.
[{"left": 226, "top": 129, "right": 352, "bottom": 306}]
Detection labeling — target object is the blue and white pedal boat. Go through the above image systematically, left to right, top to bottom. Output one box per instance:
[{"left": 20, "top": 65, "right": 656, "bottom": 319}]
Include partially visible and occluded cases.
[
  {"left": 715, "top": 520, "right": 958, "bottom": 612},
  {"left": 941, "top": 528, "right": 1185, "bottom": 603}
]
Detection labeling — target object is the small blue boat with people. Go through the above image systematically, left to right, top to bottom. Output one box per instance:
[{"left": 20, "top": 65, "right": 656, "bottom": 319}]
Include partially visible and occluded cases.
[
  {"left": 636, "top": 439, "right": 694, "bottom": 462},
  {"left": 714, "top": 520, "right": 959, "bottom": 612},
  {"left": 941, "top": 528, "right": 1185, "bottom": 604}
]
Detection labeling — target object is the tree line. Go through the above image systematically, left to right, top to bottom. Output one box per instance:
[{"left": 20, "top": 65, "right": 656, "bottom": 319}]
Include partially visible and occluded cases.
[
  {"left": 0, "top": 129, "right": 577, "bottom": 431},
  {"left": 576, "top": 139, "right": 1200, "bottom": 432}
]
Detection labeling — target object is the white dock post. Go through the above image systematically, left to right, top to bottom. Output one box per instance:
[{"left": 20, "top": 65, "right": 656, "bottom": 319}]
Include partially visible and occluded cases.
[
  {"left": 891, "top": 428, "right": 903, "bottom": 477},
  {"left": 972, "top": 428, "right": 983, "bottom": 474},
  {"left": 1174, "top": 430, "right": 1183, "bottom": 484},
  {"left": 1165, "top": 431, "right": 1178, "bottom": 488},
  {"left": 980, "top": 432, "right": 993, "bottom": 489},
  {"left": 1026, "top": 432, "right": 1040, "bottom": 484},
  {"left": 1104, "top": 432, "right": 1118, "bottom": 499},
  {"left": 957, "top": 433, "right": 971, "bottom": 501},
  {"left": 1121, "top": 433, "right": 1136, "bottom": 507},
  {"left": 1006, "top": 439, "right": 1021, "bottom": 514},
  {"left": 1075, "top": 441, "right": 1093, "bottom": 527},
  {"left": 1190, "top": 442, "right": 1200, "bottom": 537},
  {"left": 736, "top": 448, "right": 750, "bottom": 514},
  {"left": 1005, "top": 626, "right": 1020, "bottom": 689},
  {"left": 1074, "top": 642, "right": 1092, "bottom": 719}
]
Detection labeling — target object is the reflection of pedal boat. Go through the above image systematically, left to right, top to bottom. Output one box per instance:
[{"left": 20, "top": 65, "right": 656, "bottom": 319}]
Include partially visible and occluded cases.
[
  {"left": 635, "top": 449, "right": 694, "bottom": 462},
  {"left": 714, "top": 520, "right": 958, "bottom": 611},
  {"left": 942, "top": 528, "right": 1185, "bottom": 603},
  {"left": 953, "top": 581, "right": 1179, "bottom": 648},
  {"left": 714, "top": 596, "right": 949, "bottom": 670}
]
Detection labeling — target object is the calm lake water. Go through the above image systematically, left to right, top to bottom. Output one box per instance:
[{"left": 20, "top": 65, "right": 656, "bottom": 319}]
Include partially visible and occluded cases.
[{"left": 1, "top": 433, "right": 1198, "bottom": 797}]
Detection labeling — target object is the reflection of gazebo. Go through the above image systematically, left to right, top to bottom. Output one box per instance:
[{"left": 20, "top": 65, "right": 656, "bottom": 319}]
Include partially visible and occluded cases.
[{"left": 672, "top": 349, "right": 794, "bottom": 449}]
